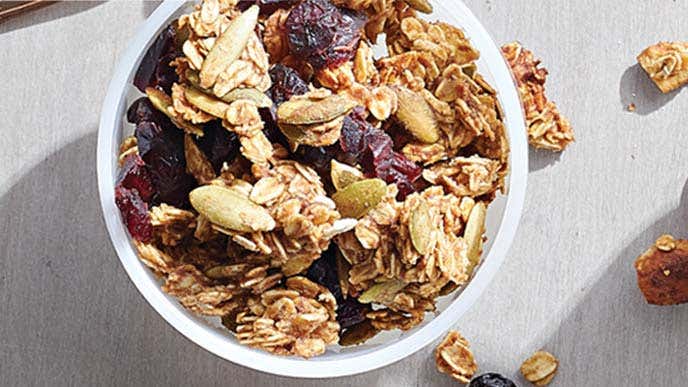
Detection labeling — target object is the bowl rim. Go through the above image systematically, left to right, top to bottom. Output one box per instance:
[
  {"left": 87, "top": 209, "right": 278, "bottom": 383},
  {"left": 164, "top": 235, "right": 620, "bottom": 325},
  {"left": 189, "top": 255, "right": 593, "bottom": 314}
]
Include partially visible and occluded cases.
[{"left": 97, "top": 0, "right": 527, "bottom": 378}]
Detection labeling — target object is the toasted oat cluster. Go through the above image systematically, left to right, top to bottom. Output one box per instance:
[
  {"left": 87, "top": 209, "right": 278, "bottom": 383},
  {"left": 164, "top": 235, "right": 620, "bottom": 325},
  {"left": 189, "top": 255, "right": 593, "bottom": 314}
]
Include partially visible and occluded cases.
[
  {"left": 115, "top": 0, "right": 509, "bottom": 358},
  {"left": 501, "top": 42, "right": 574, "bottom": 152},
  {"left": 637, "top": 42, "right": 688, "bottom": 94},
  {"left": 635, "top": 234, "right": 688, "bottom": 306},
  {"left": 435, "top": 330, "right": 478, "bottom": 383}
]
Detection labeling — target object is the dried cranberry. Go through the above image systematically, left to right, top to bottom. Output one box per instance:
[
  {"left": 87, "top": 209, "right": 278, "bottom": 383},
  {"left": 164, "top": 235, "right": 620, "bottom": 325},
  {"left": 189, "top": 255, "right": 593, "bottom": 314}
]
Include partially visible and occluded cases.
[
  {"left": 237, "top": 0, "right": 299, "bottom": 14},
  {"left": 285, "top": 0, "right": 364, "bottom": 70},
  {"left": 133, "top": 24, "right": 180, "bottom": 94},
  {"left": 268, "top": 64, "right": 309, "bottom": 105},
  {"left": 339, "top": 112, "right": 421, "bottom": 199},
  {"left": 135, "top": 120, "right": 196, "bottom": 208},
  {"left": 194, "top": 121, "right": 240, "bottom": 174},
  {"left": 117, "top": 153, "right": 155, "bottom": 203},
  {"left": 115, "top": 186, "right": 153, "bottom": 242},
  {"left": 468, "top": 373, "right": 517, "bottom": 387}
]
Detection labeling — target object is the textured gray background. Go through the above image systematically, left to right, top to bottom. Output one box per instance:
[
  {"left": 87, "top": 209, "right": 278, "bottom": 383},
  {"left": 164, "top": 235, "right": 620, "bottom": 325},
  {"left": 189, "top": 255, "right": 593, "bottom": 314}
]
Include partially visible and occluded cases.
[{"left": 1, "top": 1, "right": 688, "bottom": 386}]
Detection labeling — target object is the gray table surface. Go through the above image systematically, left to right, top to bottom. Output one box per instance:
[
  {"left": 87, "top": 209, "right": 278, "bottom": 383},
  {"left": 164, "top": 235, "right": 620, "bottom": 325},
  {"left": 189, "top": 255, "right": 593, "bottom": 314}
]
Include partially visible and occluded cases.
[{"left": 2, "top": 1, "right": 688, "bottom": 386}]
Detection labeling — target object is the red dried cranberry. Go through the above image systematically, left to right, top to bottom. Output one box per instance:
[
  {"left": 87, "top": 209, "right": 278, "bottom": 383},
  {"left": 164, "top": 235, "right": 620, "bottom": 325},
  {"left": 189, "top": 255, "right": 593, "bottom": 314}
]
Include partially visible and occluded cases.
[
  {"left": 237, "top": 0, "right": 299, "bottom": 14},
  {"left": 286, "top": 0, "right": 364, "bottom": 70},
  {"left": 133, "top": 24, "right": 180, "bottom": 94},
  {"left": 268, "top": 64, "right": 309, "bottom": 105},
  {"left": 339, "top": 112, "right": 421, "bottom": 199},
  {"left": 135, "top": 121, "right": 196, "bottom": 208},
  {"left": 194, "top": 121, "right": 240, "bottom": 174},
  {"left": 117, "top": 153, "right": 155, "bottom": 203},
  {"left": 115, "top": 186, "right": 153, "bottom": 242}
]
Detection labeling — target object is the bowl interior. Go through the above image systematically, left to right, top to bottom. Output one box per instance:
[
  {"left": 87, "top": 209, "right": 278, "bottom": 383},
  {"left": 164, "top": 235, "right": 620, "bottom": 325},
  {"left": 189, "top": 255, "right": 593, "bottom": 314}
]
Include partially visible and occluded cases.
[{"left": 97, "top": 0, "right": 527, "bottom": 378}]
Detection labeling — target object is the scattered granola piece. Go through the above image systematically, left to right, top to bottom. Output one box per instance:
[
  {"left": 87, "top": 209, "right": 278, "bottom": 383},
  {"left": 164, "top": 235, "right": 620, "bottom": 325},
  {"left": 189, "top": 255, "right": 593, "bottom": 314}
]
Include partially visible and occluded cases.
[
  {"left": 502, "top": 42, "right": 574, "bottom": 152},
  {"left": 637, "top": 42, "right": 688, "bottom": 93},
  {"left": 627, "top": 102, "right": 636, "bottom": 112},
  {"left": 635, "top": 234, "right": 688, "bottom": 305},
  {"left": 435, "top": 330, "right": 478, "bottom": 384},
  {"left": 520, "top": 350, "right": 558, "bottom": 386}
]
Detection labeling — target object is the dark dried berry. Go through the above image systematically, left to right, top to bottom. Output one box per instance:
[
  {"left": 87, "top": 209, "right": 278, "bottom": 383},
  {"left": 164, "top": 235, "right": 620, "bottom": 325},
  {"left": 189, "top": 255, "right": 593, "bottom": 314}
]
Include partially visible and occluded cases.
[
  {"left": 237, "top": 0, "right": 299, "bottom": 14},
  {"left": 285, "top": 0, "right": 364, "bottom": 70},
  {"left": 133, "top": 24, "right": 180, "bottom": 94},
  {"left": 268, "top": 64, "right": 309, "bottom": 105},
  {"left": 126, "top": 97, "right": 160, "bottom": 125},
  {"left": 135, "top": 120, "right": 196, "bottom": 208},
  {"left": 194, "top": 120, "right": 240, "bottom": 174},
  {"left": 293, "top": 144, "right": 339, "bottom": 179},
  {"left": 373, "top": 152, "right": 422, "bottom": 199},
  {"left": 117, "top": 153, "right": 156, "bottom": 203},
  {"left": 115, "top": 186, "right": 153, "bottom": 242},
  {"left": 306, "top": 245, "right": 369, "bottom": 328},
  {"left": 307, "top": 245, "right": 342, "bottom": 300},
  {"left": 336, "top": 297, "right": 368, "bottom": 329},
  {"left": 468, "top": 373, "right": 517, "bottom": 387}
]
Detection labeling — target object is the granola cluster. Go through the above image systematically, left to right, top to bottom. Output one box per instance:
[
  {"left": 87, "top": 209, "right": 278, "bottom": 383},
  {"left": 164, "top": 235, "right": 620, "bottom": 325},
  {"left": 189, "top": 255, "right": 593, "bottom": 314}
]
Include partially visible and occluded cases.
[
  {"left": 116, "top": 0, "right": 510, "bottom": 358},
  {"left": 637, "top": 41, "right": 688, "bottom": 93},
  {"left": 502, "top": 42, "right": 574, "bottom": 152},
  {"left": 635, "top": 234, "right": 688, "bottom": 306},
  {"left": 435, "top": 330, "right": 478, "bottom": 384}
]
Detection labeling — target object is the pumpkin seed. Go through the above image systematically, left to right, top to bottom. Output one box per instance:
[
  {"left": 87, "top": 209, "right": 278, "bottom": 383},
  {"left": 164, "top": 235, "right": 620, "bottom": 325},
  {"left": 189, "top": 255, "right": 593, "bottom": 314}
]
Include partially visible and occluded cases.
[
  {"left": 200, "top": 5, "right": 259, "bottom": 88},
  {"left": 187, "top": 70, "right": 272, "bottom": 107},
  {"left": 184, "top": 86, "right": 232, "bottom": 118},
  {"left": 394, "top": 86, "right": 440, "bottom": 143},
  {"left": 145, "top": 87, "right": 203, "bottom": 136},
  {"left": 277, "top": 94, "right": 356, "bottom": 126},
  {"left": 331, "top": 160, "right": 364, "bottom": 191},
  {"left": 332, "top": 178, "right": 387, "bottom": 219},
  {"left": 189, "top": 185, "right": 275, "bottom": 232},
  {"left": 409, "top": 200, "right": 435, "bottom": 255},
  {"left": 465, "top": 201, "right": 487, "bottom": 271},
  {"left": 358, "top": 279, "right": 407, "bottom": 304}
]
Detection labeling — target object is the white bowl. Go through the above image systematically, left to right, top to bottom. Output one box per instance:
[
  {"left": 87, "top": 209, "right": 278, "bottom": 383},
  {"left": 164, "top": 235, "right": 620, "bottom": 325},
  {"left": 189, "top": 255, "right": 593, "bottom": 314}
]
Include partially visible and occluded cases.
[{"left": 97, "top": 0, "right": 527, "bottom": 378}]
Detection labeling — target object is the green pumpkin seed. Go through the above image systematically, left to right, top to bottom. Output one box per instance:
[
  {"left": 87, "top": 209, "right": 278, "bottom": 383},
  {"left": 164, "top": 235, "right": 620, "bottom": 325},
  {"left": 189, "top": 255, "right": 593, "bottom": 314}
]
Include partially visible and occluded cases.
[
  {"left": 200, "top": 5, "right": 259, "bottom": 88},
  {"left": 394, "top": 86, "right": 440, "bottom": 143},
  {"left": 145, "top": 87, "right": 203, "bottom": 136},
  {"left": 277, "top": 94, "right": 356, "bottom": 126},
  {"left": 331, "top": 160, "right": 364, "bottom": 191},
  {"left": 332, "top": 178, "right": 387, "bottom": 219},
  {"left": 189, "top": 185, "right": 275, "bottom": 233},
  {"left": 409, "top": 200, "right": 435, "bottom": 255},
  {"left": 465, "top": 201, "right": 487, "bottom": 271},
  {"left": 358, "top": 279, "right": 407, "bottom": 304}
]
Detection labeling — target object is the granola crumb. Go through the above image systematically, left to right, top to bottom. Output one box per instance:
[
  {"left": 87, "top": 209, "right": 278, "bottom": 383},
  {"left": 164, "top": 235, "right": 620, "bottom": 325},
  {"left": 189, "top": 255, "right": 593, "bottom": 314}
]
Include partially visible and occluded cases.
[
  {"left": 637, "top": 41, "right": 688, "bottom": 93},
  {"left": 501, "top": 42, "right": 574, "bottom": 152},
  {"left": 627, "top": 102, "right": 636, "bottom": 112},
  {"left": 635, "top": 235, "right": 688, "bottom": 305},
  {"left": 435, "top": 330, "right": 478, "bottom": 384},
  {"left": 520, "top": 350, "right": 559, "bottom": 386}
]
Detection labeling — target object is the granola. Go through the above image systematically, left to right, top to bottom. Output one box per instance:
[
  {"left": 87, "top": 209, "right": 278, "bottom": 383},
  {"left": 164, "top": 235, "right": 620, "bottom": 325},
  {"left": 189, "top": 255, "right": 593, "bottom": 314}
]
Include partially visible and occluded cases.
[
  {"left": 116, "top": 0, "right": 511, "bottom": 358},
  {"left": 502, "top": 42, "right": 574, "bottom": 152},
  {"left": 637, "top": 42, "right": 688, "bottom": 93},
  {"left": 635, "top": 234, "right": 688, "bottom": 305},
  {"left": 435, "top": 330, "right": 478, "bottom": 384},
  {"left": 520, "top": 350, "right": 559, "bottom": 386}
]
